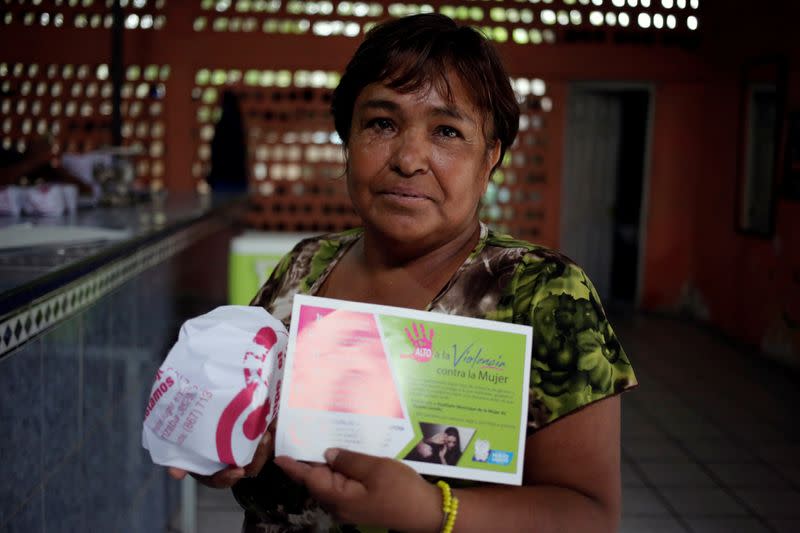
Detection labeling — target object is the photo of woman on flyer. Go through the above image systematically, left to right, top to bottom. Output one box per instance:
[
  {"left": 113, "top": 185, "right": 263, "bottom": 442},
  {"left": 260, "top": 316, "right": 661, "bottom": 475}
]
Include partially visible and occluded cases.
[{"left": 404, "top": 423, "right": 474, "bottom": 466}]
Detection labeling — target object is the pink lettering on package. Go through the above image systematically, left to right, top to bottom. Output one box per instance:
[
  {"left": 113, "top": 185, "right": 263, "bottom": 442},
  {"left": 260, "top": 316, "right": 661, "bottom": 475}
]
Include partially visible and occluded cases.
[
  {"left": 215, "top": 326, "right": 279, "bottom": 466},
  {"left": 254, "top": 326, "right": 277, "bottom": 349},
  {"left": 144, "top": 376, "right": 175, "bottom": 419},
  {"left": 177, "top": 390, "right": 194, "bottom": 416},
  {"left": 184, "top": 409, "right": 200, "bottom": 432},
  {"left": 162, "top": 413, "right": 180, "bottom": 439}
]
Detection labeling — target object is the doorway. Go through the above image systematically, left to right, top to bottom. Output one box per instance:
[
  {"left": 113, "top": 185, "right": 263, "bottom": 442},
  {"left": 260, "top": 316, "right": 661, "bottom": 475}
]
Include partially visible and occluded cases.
[{"left": 560, "top": 85, "right": 652, "bottom": 309}]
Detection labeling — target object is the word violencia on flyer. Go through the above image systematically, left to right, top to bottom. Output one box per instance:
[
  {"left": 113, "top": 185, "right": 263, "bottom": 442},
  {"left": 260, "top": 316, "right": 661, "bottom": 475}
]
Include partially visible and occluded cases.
[{"left": 276, "top": 295, "right": 533, "bottom": 485}]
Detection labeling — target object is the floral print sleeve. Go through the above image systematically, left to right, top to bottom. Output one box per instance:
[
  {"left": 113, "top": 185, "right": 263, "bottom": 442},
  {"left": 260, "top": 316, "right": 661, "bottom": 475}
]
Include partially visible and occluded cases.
[
  {"left": 249, "top": 228, "right": 362, "bottom": 328},
  {"left": 432, "top": 229, "right": 637, "bottom": 432},
  {"left": 522, "top": 256, "right": 636, "bottom": 430}
]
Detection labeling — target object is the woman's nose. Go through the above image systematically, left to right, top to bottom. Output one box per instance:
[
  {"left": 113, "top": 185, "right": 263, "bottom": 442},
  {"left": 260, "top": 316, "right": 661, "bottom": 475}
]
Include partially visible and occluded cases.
[{"left": 390, "top": 128, "right": 429, "bottom": 177}]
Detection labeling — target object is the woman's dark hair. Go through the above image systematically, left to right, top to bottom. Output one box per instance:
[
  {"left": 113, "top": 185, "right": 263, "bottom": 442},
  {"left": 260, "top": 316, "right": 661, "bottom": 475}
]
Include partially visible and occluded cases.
[
  {"left": 331, "top": 14, "right": 519, "bottom": 172},
  {"left": 442, "top": 426, "right": 462, "bottom": 466}
]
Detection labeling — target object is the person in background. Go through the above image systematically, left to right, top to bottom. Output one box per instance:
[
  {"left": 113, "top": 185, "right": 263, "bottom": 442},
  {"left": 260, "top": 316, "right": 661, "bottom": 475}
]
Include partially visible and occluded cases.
[
  {"left": 171, "top": 13, "right": 637, "bottom": 533},
  {"left": 206, "top": 90, "right": 248, "bottom": 193},
  {"left": 0, "top": 136, "right": 91, "bottom": 195}
]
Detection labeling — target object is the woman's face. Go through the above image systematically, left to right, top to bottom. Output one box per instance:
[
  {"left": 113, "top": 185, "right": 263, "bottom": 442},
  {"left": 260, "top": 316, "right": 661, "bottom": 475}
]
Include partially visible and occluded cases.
[
  {"left": 346, "top": 74, "right": 501, "bottom": 249},
  {"left": 445, "top": 434, "right": 458, "bottom": 450}
]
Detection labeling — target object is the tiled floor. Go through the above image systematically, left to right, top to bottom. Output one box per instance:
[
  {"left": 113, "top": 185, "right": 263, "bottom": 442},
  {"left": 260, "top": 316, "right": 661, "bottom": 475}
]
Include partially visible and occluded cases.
[
  {"left": 195, "top": 314, "right": 800, "bottom": 532},
  {"left": 615, "top": 316, "right": 800, "bottom": 533}
]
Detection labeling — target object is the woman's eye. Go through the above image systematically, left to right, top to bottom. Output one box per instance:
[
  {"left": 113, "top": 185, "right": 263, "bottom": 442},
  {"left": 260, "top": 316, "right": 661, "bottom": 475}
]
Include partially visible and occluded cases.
[
  {"left": 367, "top": 118, "right": 393, "bottom": 131},
  {"left": 437, "top": 126, "right": 461, "bottom": 138}
]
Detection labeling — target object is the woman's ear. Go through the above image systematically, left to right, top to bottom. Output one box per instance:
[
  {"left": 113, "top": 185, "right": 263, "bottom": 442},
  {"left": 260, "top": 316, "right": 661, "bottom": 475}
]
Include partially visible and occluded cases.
[
  {"left": 488, "top": 140, "right": 502, "bottom": 170},
  {"left": 483, "top": 141, "right": 502, "bottom": 193},
  {"left": 341, "top": 146, "right": 350, "bottom": 177}
]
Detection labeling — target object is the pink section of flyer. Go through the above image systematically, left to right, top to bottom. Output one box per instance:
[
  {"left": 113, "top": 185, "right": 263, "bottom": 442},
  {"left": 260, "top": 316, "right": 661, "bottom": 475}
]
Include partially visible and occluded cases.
[{"left": 289, "top": 305, "right": 404, "bottom": 418}]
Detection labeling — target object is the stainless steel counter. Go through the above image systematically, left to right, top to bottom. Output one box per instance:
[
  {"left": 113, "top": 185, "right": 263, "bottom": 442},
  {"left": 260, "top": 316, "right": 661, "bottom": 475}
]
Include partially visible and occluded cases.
[{"left": 0, "top": 192, "right": 244, "bottom": 357}]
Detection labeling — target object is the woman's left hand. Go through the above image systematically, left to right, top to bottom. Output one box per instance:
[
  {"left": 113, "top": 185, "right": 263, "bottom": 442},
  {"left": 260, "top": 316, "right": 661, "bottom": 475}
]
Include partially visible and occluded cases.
[{"left": 274, "top": 448, "right": 442, "bottom": 532}]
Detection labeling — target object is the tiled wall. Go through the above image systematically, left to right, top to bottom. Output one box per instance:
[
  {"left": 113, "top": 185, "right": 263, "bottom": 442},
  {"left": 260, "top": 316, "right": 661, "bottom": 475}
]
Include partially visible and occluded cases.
[{"left": 0, "top": 232, "right": 229, "bottom": 532}]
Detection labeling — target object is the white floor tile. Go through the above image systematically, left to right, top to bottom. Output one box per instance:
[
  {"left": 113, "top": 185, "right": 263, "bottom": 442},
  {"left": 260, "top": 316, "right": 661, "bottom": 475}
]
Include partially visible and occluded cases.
[
  {"left": 623, "top": 438, "right": 692, "bottom": 463},
  {"left": 637, "top": 461, "right": 717, "bottom": 488},
  {"left": 705, "top": 463, "right": 791, "bottom": 489},
  {"left": 622, "top": 487, "right": 672, "bottom": 516},
  {"left": 659, "top": 488, "right": 748, "bottom": 517},
  {"left": 732, "top": 489, "right": 800, "bottom": 518},
  {"left": 619, "top": 516, "right": 687, "bottom": 533},
  {"left": 685, "top": 517, "right": 770, "bottom": 533}
]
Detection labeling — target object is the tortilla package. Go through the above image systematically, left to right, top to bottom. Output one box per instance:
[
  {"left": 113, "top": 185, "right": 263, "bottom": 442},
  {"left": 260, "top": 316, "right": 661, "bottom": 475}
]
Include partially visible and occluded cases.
[{"left": 142, "top": 306, "right": 287, "bottom": 475}]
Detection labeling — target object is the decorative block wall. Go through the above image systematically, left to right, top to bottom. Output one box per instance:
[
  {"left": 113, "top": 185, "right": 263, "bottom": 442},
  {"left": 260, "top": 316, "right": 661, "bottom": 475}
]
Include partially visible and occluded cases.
[{"left": 1, "top": 0, "right": 703, "bottom": 242}]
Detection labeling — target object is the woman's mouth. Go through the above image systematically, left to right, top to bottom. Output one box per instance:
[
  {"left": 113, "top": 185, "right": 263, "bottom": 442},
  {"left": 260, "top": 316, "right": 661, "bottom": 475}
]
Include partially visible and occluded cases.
[{"left": 379, "top": 187, "right": 431, "bottom": 202}]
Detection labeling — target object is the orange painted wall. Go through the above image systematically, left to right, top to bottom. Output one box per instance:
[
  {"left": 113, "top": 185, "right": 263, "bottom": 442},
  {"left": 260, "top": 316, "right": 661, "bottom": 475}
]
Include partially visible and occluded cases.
[{"left": 637, "top": 2, "right": 800, "bottom": 364}]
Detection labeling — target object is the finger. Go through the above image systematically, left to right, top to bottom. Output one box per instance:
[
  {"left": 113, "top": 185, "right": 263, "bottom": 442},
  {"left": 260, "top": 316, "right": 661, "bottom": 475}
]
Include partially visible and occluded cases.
[
  {"left": 413, "top": 322, "right": 419, "bottom": 338},
  {"left": 420, "top": 323, "right": 426, "bottom": 339},
  {"left": 264, "top": 428, "right": 275, "bottom": 456},
  {"left": 244, "top": 430, "right": 274, "bottom": 477},
  {"left": 324, "top": 448, "right": 381, "bottom": 481},
  {"left": 274, "top": 455, "right": 313, "bottom": 485},
  {"left": 275, "top": 456, "right": 368, "bottom": 512},
  {"left": 304, "top": 464, "right": 367, "bottom": 505},
  {"left": 168, "top": 467, "right": 187, "bottom": 480},
  {"left": 332, "top": 470, "right": 349, "bottom": 494}
]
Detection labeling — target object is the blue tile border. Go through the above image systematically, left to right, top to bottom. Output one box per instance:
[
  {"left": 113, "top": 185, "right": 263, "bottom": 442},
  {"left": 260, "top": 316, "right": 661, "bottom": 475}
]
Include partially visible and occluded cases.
[{"left": 0, "top": 217, "right": 226, "bottom": 359}]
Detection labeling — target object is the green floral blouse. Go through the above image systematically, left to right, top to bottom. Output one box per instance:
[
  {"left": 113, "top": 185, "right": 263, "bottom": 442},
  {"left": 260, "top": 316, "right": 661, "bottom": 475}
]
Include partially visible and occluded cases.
[{"left": 233, "top": 223, "right": 637, "bottom": 532}]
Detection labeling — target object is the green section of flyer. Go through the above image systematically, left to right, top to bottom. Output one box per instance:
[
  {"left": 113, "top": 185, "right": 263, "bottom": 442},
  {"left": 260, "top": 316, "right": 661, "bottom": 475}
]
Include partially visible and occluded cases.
[{"left": 379, "top": 316, "right": 529, "bottom": 474}]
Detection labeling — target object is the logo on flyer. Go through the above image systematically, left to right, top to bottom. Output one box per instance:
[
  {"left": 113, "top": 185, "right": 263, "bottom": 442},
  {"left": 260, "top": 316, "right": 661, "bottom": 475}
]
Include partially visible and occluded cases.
[
  {"left": 402, "top": 322, "right": 434, "bottom": 362},
  {"left": 472, "top": 439, "right": 513, "bottom": 466},
  {"left": 473, "top": 439, "right": 490, "bottom": 462},
  {"left": 487, "top": 450, "right": 514, "bottom": 466}
]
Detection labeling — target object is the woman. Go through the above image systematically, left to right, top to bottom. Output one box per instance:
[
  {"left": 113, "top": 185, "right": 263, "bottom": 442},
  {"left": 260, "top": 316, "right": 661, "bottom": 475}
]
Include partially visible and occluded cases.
[
  {"left": 171, "top": 13, "right": 637, "bottom": 532},
  {"left": 405, "top": 427, "right": 463, "bottom": 466}
]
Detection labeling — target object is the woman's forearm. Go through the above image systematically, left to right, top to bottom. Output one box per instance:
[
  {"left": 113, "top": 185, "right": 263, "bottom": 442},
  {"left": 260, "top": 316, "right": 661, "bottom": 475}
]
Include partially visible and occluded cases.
[{"left": 426, "top": 484, "right": 619, "bottom": 533}]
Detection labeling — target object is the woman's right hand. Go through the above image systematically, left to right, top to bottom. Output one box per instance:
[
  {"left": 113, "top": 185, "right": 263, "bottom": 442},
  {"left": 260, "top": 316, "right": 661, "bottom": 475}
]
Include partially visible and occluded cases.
[{"left": 167, "top": 423, "right": 276, "bottom": 489}]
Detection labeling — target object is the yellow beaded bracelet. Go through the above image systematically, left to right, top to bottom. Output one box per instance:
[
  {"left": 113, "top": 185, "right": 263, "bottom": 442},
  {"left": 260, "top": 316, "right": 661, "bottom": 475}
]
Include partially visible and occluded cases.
[{"left": 436, "top": 481, "right": 460, "bottom": 533}]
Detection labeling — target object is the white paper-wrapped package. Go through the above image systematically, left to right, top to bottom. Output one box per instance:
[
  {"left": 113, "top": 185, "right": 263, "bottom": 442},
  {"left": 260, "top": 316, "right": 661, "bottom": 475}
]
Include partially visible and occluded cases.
[{"left": 142, "top": 305, "right": 287, "bottom": 475}]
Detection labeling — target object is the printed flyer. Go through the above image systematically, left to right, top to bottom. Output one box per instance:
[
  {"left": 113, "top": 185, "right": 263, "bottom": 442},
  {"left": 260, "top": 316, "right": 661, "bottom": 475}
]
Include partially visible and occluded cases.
[{"left": 275, "top": 295, "right": 533, "bottom": 485}]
